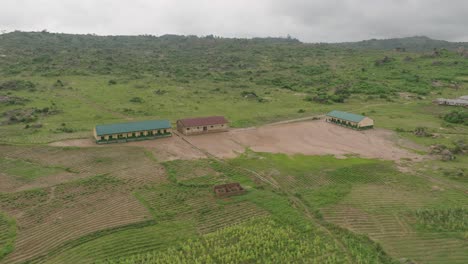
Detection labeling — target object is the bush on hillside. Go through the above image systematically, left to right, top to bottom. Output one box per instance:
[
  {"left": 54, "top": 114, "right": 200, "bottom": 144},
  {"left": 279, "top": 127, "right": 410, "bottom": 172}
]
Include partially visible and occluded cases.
[
  {"left": 0, "top": 80, "right": 35, "bottom": 91},
  {"left": 129, "top": 97, "right": 144, "bottom": 103},
  {"left": 443, "top": 110, "right": 467, "bottom": 125}
]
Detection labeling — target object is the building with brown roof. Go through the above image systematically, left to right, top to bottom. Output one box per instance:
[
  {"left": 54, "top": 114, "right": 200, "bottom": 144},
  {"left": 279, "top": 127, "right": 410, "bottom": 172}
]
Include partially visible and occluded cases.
[{"left": 176, "top": 116, "right": 229, "bottom": 135}]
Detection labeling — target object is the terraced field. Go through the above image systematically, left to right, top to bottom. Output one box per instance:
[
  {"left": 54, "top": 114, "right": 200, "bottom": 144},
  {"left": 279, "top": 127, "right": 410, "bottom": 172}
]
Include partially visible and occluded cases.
[
  {"left": 0, "top": 145, "right": 167, "bottom": 192},
  {"left": 230, "top": 152, "right": 468, "bottom": 264},
  {"left": 0, "top": 175, "right": 152, "bottom": 264},
  {"left": 0, "top": 213, "right": 15, "bottom": 261},
  {"left": 104, "top": 217, "right": 348, "bottom": 264},
  {"left": 42, "top": 221, "right": 196, "bottom": 264}
]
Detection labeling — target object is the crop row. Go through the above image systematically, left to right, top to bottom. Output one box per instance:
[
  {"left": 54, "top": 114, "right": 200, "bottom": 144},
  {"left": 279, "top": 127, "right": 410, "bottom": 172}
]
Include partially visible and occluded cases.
[
  {"left": 3, "top": 191, "right": 150, "bottom": 264},
  {"left": 414, "top": 208, "right": 468, "bottom": 232},
  {"left": 0, "top": 212, "right": 16, "bottom": 261},
  {"left": 101, "top": 217, "right": 346, "bottom": 264}
]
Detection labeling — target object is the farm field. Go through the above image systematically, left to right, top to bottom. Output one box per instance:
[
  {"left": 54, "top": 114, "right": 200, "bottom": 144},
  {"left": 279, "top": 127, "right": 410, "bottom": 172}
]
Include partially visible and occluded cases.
[{"left": 0, "top": 32, "right": 467, "bottom": 263}]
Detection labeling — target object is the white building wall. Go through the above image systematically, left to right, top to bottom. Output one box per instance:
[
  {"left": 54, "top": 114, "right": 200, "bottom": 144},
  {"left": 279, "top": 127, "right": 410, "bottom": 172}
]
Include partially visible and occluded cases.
[{"left": 180, "top": 123, "right": 228, "bottom": 135}]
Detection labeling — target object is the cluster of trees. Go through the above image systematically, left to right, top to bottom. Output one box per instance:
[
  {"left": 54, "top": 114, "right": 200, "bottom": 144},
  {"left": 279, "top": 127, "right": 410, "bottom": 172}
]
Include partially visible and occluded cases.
[{"left": 443, "top": 110, "right": 467, "bottom": 125}]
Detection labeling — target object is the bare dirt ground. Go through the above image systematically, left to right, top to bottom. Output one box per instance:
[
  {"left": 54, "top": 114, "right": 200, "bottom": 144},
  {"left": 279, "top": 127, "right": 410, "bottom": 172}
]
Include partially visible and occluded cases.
[{"left": 50, "top": 120, "right": 423, "bottom": 162}]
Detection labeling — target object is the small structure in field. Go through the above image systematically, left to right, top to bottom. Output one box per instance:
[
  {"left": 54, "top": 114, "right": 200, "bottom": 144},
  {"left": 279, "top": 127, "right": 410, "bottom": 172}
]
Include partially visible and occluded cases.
[
  {"left": 434, "top": 96, "right": 468, "bottom": 107},
  {"left": 326, "top": 110, "right": 374, "bottom": 130},
  {"left": 177, "top": 116, "right": 229, "bottom": 136},
  {"left": 94, "top": 120, "right": 172, "bottom": 144},
  {"left": 214, "top": 183, "right": 245, "bottom": 197}
]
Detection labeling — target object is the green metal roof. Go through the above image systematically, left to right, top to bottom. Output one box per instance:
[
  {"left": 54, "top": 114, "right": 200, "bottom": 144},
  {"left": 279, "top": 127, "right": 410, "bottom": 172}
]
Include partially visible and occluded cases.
[
  {"left": 326, "top": 110, "right": 366, "bottom": 123},
  {"left": 95, "top": 120, "right": 171, "bottom": 136}
]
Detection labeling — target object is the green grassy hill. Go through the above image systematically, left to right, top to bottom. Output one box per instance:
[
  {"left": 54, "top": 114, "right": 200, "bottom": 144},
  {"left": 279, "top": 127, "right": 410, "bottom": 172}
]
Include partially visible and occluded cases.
[
  {"left": 0, "top": 31, "right": 467, "bottom": 144},
  {"left": 0, "top": 32, "right": 466, "bottom": 264},
  {"left": 331, "top": 36, "right": 468, "bottom": 51}
]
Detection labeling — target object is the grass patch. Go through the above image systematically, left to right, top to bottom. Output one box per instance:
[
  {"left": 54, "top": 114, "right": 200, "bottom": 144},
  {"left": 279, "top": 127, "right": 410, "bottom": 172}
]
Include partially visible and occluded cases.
[
  {"left": 0, "top": 157, "right": 64, "bottom": 180},
  {"left": 163, "top": 159, "right": 255, "bottom": 187},
  {"left": 54, "top": 174, "right": 124, "bottom": 201},
  {"left": 299, "top": 184, "right": 351, "bottom": 208},
  {"left": 0, "top": 188, "right": 49, "bottom": 210},
  {"left": 414, "top": 208, "right": 468, "bottom": 232},
  {"left": 0, "top": 212, "right": 16, "bottom": 261}
]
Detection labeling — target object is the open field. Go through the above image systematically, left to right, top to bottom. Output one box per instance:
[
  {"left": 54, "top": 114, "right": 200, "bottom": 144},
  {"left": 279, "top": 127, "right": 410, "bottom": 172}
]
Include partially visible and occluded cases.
[{"left": 0, "top": 32, "right": 467, "bottom": 263}]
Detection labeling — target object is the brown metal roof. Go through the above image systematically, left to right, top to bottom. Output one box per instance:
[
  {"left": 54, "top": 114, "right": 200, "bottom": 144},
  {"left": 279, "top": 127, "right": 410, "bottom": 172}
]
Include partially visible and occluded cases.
[{"left": 177, "top": 116, "right": 228, "bottom": 127}]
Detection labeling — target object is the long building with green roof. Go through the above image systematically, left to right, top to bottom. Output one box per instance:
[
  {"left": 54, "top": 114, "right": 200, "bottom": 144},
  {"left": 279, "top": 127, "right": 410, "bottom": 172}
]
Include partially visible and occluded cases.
[
  {"left": 326, "top": 110, "right": 374, "bottom": 129},
  {"left": 94, "top": 120, "right": 172, "bottom": 144}
]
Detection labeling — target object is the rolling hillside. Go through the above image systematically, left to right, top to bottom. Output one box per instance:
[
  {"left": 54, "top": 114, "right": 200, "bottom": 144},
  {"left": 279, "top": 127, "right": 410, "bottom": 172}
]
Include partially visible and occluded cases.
[{"left": 0, "top": 31, "right": 467, "bottom": 264}]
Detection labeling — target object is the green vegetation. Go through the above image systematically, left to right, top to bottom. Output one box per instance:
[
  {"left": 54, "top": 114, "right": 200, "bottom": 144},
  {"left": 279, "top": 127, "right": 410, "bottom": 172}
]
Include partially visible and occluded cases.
[
  {"left": 0, "top": 32, "right": 467, "bottom": 263},
  {"left": 0, "top": 32, "right": 467, "bottom": 145},
  {"left": 332, "top": 36, "right": 468, "bottom": 51},
  {"left": 444, "top": 110, "right": 468, "bottom": 125},
  {"left": 229, "top": 152, "right": 468, "bottom": 263},
  {"left": 40, "top": 155, "right": 403, "bottom": 264},
  {"left": 0, "top": 157, "right": 64, "bottom": 180},
  {"left": 163, "top": 159, "right": 253, "bottom": 187},
  {"left": 54, "top": 174, "right": 123, "bottom": 201},
  {"left": 0, "top": 188, "right": 49, "bottom": 210},
  {"left": 414, "top": 208, "right": 468, "bottom": 232},
  {"left": 0, "top": 213, "right": 16, "bottom": 261},
  {"left": 102, "top": 217, "right": 346, "bottom": 264},
  {"left": 39, "top": 221, "right": 195, "bottom": 264},
  {"left": 325, "top": 224, "right": 397, "bottom": 264}
]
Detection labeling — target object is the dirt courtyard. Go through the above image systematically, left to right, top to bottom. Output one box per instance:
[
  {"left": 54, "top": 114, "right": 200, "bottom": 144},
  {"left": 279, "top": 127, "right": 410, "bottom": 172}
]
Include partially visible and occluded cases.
[{"left": 50, "top": 120, "right": 422, "bottom": 161}]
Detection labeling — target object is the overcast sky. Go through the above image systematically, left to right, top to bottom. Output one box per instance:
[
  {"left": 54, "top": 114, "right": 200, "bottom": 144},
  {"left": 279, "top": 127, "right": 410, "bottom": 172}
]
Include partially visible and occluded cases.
[{"left": 1, "top": 0, "right": 467, "bottom": 42}]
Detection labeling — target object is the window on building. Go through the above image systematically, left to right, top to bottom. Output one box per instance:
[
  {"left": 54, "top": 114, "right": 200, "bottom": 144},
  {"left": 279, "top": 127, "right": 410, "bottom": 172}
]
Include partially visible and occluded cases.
[
  {"left": 210, "top": 125, "right": 214, "bottom": 128},
  {"left": 187, "top": 128, "right": 190, "bottom": 130},
  {"left": 100, "top": 136, "right": 104, "bottom": 140}
]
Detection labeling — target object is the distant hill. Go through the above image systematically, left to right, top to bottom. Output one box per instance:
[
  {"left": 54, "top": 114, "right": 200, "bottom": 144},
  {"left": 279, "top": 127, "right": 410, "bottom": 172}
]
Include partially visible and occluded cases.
[{"left": 330, "top": 36, "right": 468, "bottom": 52}]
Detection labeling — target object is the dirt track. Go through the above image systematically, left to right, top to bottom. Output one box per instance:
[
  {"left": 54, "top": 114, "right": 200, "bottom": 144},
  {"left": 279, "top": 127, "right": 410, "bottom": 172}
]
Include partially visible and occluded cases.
[{"left": 50, "top": 120, "right": 422, "bottom": 162}]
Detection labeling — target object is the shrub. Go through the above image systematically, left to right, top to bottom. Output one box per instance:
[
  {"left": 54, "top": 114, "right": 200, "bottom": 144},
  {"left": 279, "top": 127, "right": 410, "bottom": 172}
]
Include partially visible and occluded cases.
[
  {"left": 297, "top": 65, "right": 329, "bottom": 75},
  {"left": 54, "top": 79, "right": 64, "bottom": 87},
  {"left": 241, "top": 91, "right": 258, "bottom": 98},
  {"left": 130, "top": 97, "right": 144, "bottom": 103},
  {"left": 443, "top": 110, "right": 467, "bottom": 125},
  {"left": 413, "top": 127, "right": 431, "bottom": 137}
]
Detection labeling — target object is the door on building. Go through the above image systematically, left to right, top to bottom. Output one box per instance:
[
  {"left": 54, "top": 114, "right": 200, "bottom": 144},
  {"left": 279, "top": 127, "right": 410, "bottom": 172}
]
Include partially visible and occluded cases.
[{"left": 203, "top": 126, "right": 207, "bottom": 131}]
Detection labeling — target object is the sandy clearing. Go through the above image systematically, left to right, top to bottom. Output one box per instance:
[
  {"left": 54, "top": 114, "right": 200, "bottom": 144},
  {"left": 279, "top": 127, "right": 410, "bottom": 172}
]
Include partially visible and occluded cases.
[
  {"left": 50, "top": 120, "right": 422, "bottom": 162},
  {"left": 186, "top": 121, "right": 421, "bottom": 161}
]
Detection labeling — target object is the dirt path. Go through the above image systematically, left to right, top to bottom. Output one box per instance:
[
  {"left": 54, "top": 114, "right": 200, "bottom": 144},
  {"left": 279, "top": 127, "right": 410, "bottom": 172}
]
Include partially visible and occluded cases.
[{"left": 50, "top": 120, "right": 423, "bottom": 162}]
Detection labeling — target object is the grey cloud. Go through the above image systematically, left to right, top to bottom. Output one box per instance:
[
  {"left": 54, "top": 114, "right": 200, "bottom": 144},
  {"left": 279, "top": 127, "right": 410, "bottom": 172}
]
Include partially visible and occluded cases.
[{"left": 1, "top": 0, "right": 467, "bottom": 42}]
